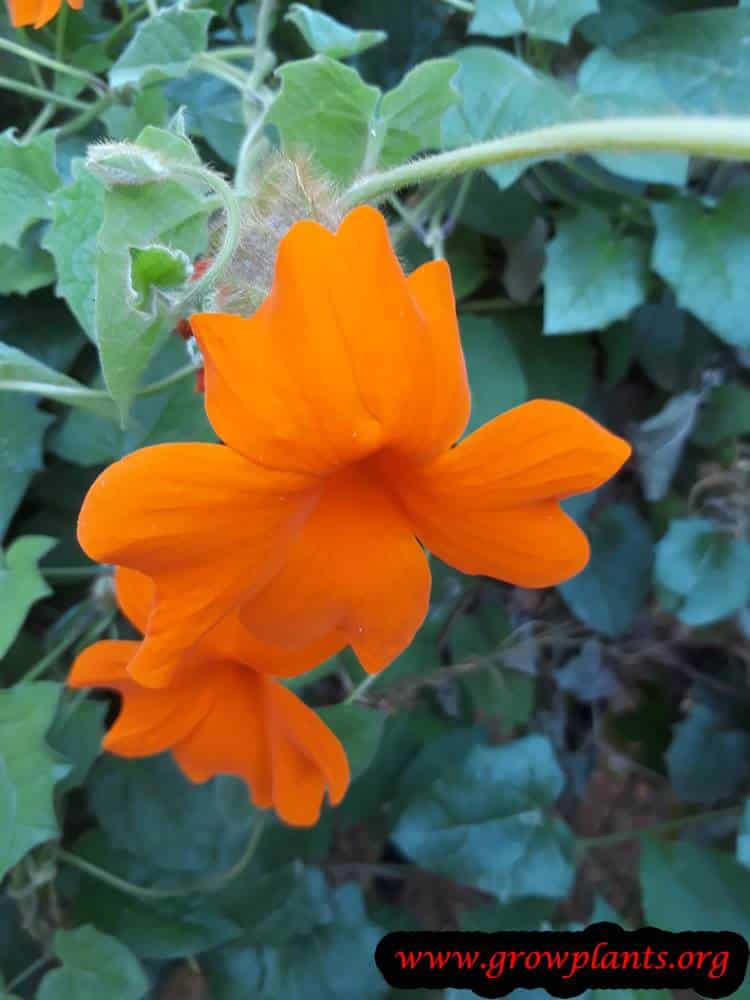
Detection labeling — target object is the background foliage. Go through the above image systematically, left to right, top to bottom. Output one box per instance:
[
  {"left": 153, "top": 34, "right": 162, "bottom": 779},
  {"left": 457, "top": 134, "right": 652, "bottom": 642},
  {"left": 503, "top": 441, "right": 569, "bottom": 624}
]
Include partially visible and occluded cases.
[{"left": 2, "top": 0, "right": 750, "bottom": 997}]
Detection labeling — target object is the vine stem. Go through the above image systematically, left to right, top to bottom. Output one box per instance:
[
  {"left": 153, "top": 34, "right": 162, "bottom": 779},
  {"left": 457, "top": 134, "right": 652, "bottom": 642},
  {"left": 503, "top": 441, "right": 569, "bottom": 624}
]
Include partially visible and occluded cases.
[
  {"left": 0, "top": 37, "right": 103, "bottom": 91},
  {"left": 0, "top": 74, "right": 88, "bottom": 110},
  {"left": 343, "top": 116, "right": 750, "bottom": 208},
  {"left": 345, "top": 673, "right": 380, "bottom": 705},
  {"left": 577, "top": 805, "right": 742, "bottom": 853},
  {"left": 58, "top": 816, "right": 267, "bottom": 899}
]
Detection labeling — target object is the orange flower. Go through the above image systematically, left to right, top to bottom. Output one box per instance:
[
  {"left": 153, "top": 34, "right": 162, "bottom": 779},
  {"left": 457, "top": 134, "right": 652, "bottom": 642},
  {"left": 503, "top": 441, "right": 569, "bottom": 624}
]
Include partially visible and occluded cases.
[
  {"left": 7, "top": 0, "right": 81, "bottom": 28},
  {"left": 78, "top": 206, "right": 630, "bottom": 689},
  {"left": 69, "top": 567, "right": 349, "bottom": 826}
]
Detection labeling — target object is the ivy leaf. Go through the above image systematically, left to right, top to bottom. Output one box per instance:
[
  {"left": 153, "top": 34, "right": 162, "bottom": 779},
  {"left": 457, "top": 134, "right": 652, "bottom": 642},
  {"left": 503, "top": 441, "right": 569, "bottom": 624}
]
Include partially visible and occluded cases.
[
  {"left": 469, "top": 0, "right": 599, "bottom": 44},
  {"left": 285, "top": 4, "right": 386, "bottom": 59},
  {"left": 109, "top": 7, "right": 213, "bottom": 89},
  {"left": 443, "top": 47, "right": 579, "bottom": 189},
  {"left": 269, "top": 56, "right": 380, "bottom": 185},
  {"left": 378, "top": 58, "right": 460, "bottom": 168},
  {"left": 94, "top": 126, "right": 209, "bottom": 418},
  {"left": 0, "top": 130, "right": 58, "bottom": 249},
  {"left": 43, "top": 164, "right": 105, "bottom": 340},
  {"left": 651, "top": 191, "right": 750, "bottom": 348},
  {"left": 544, "top": 208, "right": 649, "bottom": 335},
  {"left": 0, "top": 230, "right": 56, "bottom": 296},
  {"left": 631, "top": 296, "right": 721, "bottom": 393},
  {"left": 460, "top": 315, "right": 527, "bottom": 433},
  {"left": 0, "top": 343, "right": 118, "bottom": 421},
  {"left": 694, "top": 384, "right": 750, "bottom": 448},
  {"left": 630, "top": 391, "right": 703, "bottom": 502},
  {"left": 0, "top": 395, "right": 54, "bottom": 541},
  {"left": 559, "top": 504, "right": 653, "bottom": 638},
  {"left": 655, "top": 518, "right": 750, "bottom": 627},
  {"left": 0, "top": 536, "right": 57, "bottom": 658},
  {"left": 556, "top": 639, "right": 621, "bottom": 702},
  {"left": 0, "top": 682, "right": 68, "bottom": 881},
  {"left": 48, "top": 699, "right": 107, "bottom": 797},
  {"left": 666, "top": 703, "right": 750, "bottom": 807},
  {"left": 318, "top": 704, "right": 385, "bottom": 781},
  {"left": 393, "top": 733, "right": 575, "bottom": 902},
  {"left": 88, "top": 754, "right": 256, "bottom": 875},
  {"left": 64, "top": 832, "right": 242, "bottom": 959},
  {"left": 641, "top": 837, "right": 750, "bottom": 942},
  {"left": 203, "top": 883, "right": 387, "bottom": 1000},
  {"left": 37, "top": 926, "right": 148, "bottom": 1000}
]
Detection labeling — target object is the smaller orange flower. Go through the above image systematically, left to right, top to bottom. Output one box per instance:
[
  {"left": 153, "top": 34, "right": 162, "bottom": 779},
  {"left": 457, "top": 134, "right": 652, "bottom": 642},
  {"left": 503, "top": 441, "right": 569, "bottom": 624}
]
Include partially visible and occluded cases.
[
  {"left": 7, "top": 0, "right": 81, "bottom": 29},
  {"left": 69, "top": 567, "right": 349, "bottom": 826}
]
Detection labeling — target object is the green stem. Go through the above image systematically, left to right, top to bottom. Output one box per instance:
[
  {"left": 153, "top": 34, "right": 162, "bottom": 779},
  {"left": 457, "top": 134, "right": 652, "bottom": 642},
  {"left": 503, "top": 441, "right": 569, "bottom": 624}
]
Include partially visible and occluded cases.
[
  {"left": 106, "top": 0, "right": 149, "bottom": 48},
  {"left": 247, "top": 0, "right": 278, "bottom": 91},
  {"left": 440, "top": 0, "right": 474, "bottom": 11},
  {"left": 55, "top": 3, "right": 67, "bottom": 61},
  {"left": 0, "top": 37, "right": 102, "bottom": 91},
  {"left": 213, "top": 45, "right": 256, "bottom": 61},
  {"left": 194, "top": 52, "right": 249, "bottom": 91},
  {"left": 0, "top": 74, "right": 89, "bottom": 110},
  {"left": 55, "top": 92, "right": 116, "bottom": 138},
  {"left": 23, "top": 102, "right": 56, "bottom": 141},
  {"left": 343, "top": 116, "right": 750, "bottom": 208},
  {"left": 170, "top": 164, "right": 242, "bottom": 313},
  {"left": 135, "top": 362, "right": 197, "bottom": 397},
  {"left": 19, "top": 603, "right": 95, "bottom": 685},
  {"left": 345, "top": 673, "right": 380, "bottom": 705},
  {"left": 578, "top": 805, "right": 742, "bottom": 853},
  {"left": 58, "top": 816, "right": 267, "bottom": 899},
  {"left": 7, "top": 954, "right": 51, "bottom": 992}
]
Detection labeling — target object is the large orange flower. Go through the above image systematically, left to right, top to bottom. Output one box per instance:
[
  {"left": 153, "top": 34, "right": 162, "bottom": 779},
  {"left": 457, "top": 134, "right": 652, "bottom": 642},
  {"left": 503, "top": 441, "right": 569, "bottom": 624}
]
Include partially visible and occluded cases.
[
  {"left": 7, "top": 0, "right": 81, "bottom": 28},
  {"left": 78, "top": 206, "right": 630, "bottom": 688},
  {"left": 69, "top": 568, "right": 349, "bottom": 826}
]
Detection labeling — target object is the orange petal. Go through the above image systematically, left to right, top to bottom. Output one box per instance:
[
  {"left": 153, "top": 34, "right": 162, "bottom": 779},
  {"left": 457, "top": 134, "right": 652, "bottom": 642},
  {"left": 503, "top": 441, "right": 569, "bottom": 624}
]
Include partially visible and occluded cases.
[
  {"left": 6, "top": 0, "right": 43, "bottom": 25},
  {"left": 33, "top": 0, "right": 61, "bottom": 26},
  {"left": 191, "top": 207, "right": 470, "bottom": 475},
  {"left": 389, "top": 400, "right": 631, "bottom": 588},
  {"left": 78, "top": 443, "right": 317, "bottom": 688},
  {"left": 239, "top": 462, "right": 431, "bottom": 674},
  {"left": 114, "top": 567, "right": 152, "bottom": 635},
  {"left": 201, "top": 613, "right": 348, "bottom": 678},
  {"left": 67, "top": 640, "right": 213, "bottom": 757},
  {"left": 171, "top": 667, "right": 274, "bottom": 811},
  {"left": 263, "top": 681, "right": 349, "bottom": 820}
]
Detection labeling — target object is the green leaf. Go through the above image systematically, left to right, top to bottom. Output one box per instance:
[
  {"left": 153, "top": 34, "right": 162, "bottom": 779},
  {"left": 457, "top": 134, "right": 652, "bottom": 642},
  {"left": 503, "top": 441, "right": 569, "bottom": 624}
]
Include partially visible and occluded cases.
[
  {"left": 469, "top": 0, "right": 599, "bottom": 44},
  {"left": 285, "top": 4, "right": 386, "bottom": 59},
  {"left": 109, "top": 7, "right": 213, "bottom": 89},
  {"left": 443, "top": 47, "right": 579, "bottom": 189},
  {"left": 269, "top": 56, "right": 380, "bottom": 185},
  {"left": 378, "top": 58, "right": 459, "bottom": 168},
  {"left": 104, "top": 86, "right": 169, "bottom": 141},
  {"left": 94, "top": 128, "right": 209, "bottom": 417},
  {"left": 0, "top": 130, "right": 58, "bottom": 248},
  {"left": 43, "top": 164, "right": 105, "bottom": 340},
  {"left": 652, "top": 191, "right": 750, "bottom": 348},
  {"left": 543, "top": 208, "right": 649, "bottom": 335},
  {"left": 0, "top": 229, "right": 56, "bottom": 296},
  {"left": 129, "top": 245, "right": 191, "bottom": 309},
  {"left": 631, "top": 297, "right": 720, "bottom": 393},
  {"left": 460, "top": 315, "right": 527, "bottom": 433},
  {"left": 49, "top": 338, "right": 214, "bottom": 467},
  {"left": 0, "top": 343, "right": 118, "bottom": 421},
  {"left": 694, "top": 384, "right": 750, "bottom": 448},
  {"left": 630, "top": 391, "right": 702, "bottom": 502},
  {"left": 0, "top": 395, "right": 54, "bottom": 540},
  {"left": 559, "top": 504, "right": 653, "bottom": 637},
  {"left": 654, "top": 518, "right": 750, "bottom": 626},
  {"left": 0, "top": 536, "right": 56, "bottom": 658},
  {"left": 556, "top": 639, "right": 620, "bottom": 702},
  {"left": 0, "top": 682, "right": 67, "bottom": 881},
  {"left": 48, "top": 699, "right": 107, "bottom": 797},
  {"left": 666, "top": 702, "right": 750, "bottom": 807},
  {"left": 317, "top": 703, "right": 385, "bottom": 781},
  {"left": 393, "top": 733, "right": 575, "bottom": 902},
  {"left": 88, "top": 754, "right": 255, "bottom": 875},
  {"left": 738, "top": 799, "right": 750, "bottom": 870},
  {"left": 65, "top": 831, "right": 242, "bottom": 959},
  {"left": 641, "top": 837, "right": 750, "bottom": 948},
  {"left": 203, "top": 883, "right": 387, "bottom": 1000},
  {"left": 38, "top": 926, "right": 148, "bottom": 1000}
]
